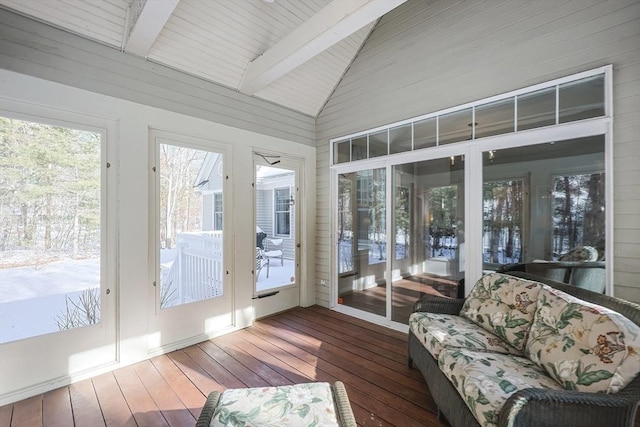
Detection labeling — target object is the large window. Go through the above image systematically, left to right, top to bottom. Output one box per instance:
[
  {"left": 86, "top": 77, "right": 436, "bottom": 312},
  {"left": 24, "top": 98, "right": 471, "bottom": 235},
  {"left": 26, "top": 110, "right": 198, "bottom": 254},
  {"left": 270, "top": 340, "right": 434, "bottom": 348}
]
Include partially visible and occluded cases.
[
  {"left": 0, "top": 117, "right": 103, "bottom": 343},
  {"left": 274, "top": 187, "right": 291, "bottom": 236}
]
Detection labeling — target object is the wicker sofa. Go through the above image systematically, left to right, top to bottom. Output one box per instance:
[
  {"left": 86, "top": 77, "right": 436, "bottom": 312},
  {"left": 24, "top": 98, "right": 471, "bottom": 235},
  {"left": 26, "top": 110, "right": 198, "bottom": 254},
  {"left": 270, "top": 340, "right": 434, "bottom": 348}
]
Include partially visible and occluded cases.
[{"left": 408, "top": 271, "right": 640, "bottom": 427}]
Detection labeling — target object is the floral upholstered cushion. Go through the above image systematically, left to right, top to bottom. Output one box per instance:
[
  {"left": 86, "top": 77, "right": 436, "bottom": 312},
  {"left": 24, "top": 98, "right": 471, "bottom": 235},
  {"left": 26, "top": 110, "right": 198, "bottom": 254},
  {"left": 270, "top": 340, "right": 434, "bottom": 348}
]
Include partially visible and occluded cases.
[
  {"left": 460, "top": 273, "right": 544, "bottom": 351},
  {"left": 526, "top": 286, "right": 640, "bottom": 393},
  {"left": 409, "top": 312, "right": 523, "bottom": 358},
  {"left": 438, "top": 348, "right": 562, "bottom": 427},
  {"left": 210, "top": 382, "right": 340, "bottom": 427}
]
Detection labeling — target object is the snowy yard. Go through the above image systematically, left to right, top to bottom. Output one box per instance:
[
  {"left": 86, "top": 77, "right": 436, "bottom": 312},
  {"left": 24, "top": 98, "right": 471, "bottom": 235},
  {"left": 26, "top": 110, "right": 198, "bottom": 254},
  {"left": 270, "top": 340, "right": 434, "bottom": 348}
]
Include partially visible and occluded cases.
[{"left": 0, "top": 258, "right": 99, "bottom": 343}]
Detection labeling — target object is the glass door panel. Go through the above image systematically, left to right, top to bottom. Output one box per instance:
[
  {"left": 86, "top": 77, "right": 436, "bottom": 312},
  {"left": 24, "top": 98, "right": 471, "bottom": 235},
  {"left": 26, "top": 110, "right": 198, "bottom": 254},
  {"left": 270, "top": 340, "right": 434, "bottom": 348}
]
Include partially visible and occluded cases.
[
  {"left": 0, "top": 114, "right": 116, "bottom": 399},
  {"left": 152, "top": 132, "right": 233, "bottom": 348},
  {"left": 481, "top": 136, "right": 605, "bottom": 290},
  {"left": 158, "top": 144, "right": 223, "bottom": 308},
  {"left": 391, "top": 158, "right": 464, "bottom": 323},
  {"left": 255, "top": 164, "right": 297, "bottom": 294},
  {"left": 337, "top": 168, "right": 387, "bottom": 317},
  {"left": 483, "top": 179, "right": 526, "bottom": 268}
]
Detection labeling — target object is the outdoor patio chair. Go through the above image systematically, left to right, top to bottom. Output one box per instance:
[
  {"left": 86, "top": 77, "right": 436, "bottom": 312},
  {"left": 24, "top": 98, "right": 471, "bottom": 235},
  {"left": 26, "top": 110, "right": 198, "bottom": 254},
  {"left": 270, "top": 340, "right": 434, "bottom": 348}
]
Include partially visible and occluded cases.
[{"left": 263, "top": 238, "right": 284, "bottom": 278}]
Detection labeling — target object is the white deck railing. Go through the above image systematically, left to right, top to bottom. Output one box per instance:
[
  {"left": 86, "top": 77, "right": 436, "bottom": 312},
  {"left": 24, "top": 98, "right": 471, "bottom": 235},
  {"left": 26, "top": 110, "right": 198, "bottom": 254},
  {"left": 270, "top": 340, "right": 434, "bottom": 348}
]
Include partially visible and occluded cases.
[{"left": 163, "top": 231, "right": 223, "bottom": 305}]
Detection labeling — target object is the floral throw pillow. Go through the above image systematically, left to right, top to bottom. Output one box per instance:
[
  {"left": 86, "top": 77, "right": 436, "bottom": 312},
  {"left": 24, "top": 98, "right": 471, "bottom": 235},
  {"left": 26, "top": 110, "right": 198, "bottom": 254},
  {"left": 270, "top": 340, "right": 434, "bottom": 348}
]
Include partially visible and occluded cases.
[
  {"left": 460, "top": 273, "right": 544, "bottom": 351},
  {"left": 526, "top": 286, "right": 640, "bottom": 393}
]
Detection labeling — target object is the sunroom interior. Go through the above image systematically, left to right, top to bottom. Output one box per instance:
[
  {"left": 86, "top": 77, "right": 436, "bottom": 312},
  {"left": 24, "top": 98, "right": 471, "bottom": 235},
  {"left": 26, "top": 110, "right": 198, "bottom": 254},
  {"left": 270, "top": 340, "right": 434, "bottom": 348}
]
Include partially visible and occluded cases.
[{"left": 0, "top": 0, "right": 638, "bottom": 425}]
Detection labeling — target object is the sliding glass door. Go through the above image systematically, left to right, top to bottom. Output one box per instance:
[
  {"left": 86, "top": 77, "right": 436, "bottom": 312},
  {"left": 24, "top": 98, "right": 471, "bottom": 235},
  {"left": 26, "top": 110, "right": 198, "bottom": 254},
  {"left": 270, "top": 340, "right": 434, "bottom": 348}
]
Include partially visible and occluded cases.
[
  {"left": 391, "top": 158, "right": 465, "bottom": 323},
  {"left": 336, "top": 168, "right": 387, "bottom": 317}
]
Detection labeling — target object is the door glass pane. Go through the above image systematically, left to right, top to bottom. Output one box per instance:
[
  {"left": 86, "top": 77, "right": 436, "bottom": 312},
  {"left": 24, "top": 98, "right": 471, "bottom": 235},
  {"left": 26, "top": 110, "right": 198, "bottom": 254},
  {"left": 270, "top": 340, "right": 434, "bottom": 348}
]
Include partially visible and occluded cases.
[
  {"left": 0, "top": 117, "right": 102, "bottom": 343},
  {"left": 482, "top": 136, "right": 605, "bottom": 291},
  {"left": 159, "top": 145, "right": 223, "bottom": 309},
  {"left": 391, "top": 159, "right": 464, "bottom": 324},
  {"left": 255, "top": 165, "right": 296, "bottom": 293},
  {"left": 337, "top": 168, "right": 386, "bottom": 317},
  {"left": 552, "top": 172, "right": 605, "bottom": 259},
  {"left": 338, "top": 175, "right": 354, "bottom": 275},
  {"left": 483, "top": 179, "right": 525, "bottom": 266}
]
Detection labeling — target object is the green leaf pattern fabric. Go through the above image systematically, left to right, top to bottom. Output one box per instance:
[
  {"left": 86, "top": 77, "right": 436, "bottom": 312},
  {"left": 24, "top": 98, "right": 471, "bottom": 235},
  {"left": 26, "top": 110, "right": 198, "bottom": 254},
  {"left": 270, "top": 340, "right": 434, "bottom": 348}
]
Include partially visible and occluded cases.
[
  {"left": 460, "top": 273, "right": 544, "bottom": 351},
  {"left": 525, "top": 286, "right": 640, "bottom": 393},
  {"left": 409, "top": 312, "right": 523, "bottom": 358},
  {"left": 438, "top": 348, "right": 562, "bottom": 427},
  {"left": 210, "top": 382, "right": 340, "bottom": 427}
]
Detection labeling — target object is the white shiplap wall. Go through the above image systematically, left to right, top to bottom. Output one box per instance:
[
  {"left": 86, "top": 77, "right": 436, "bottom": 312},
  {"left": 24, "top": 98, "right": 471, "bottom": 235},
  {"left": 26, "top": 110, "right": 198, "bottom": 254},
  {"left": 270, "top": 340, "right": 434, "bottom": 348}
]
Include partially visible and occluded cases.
[
  {"left": 315, "top": 0, "right": 640, "bottom": 306},
  {"left": 0, "top": 8, "right": 316, "bottom": 146}
]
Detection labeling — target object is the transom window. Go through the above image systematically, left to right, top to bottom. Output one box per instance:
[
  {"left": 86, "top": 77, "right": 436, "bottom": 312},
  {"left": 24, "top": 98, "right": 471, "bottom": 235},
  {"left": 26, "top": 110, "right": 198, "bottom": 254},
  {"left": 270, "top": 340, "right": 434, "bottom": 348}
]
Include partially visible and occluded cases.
[{"left": 332, "top": 71, "right": 606, "bottom": 164}]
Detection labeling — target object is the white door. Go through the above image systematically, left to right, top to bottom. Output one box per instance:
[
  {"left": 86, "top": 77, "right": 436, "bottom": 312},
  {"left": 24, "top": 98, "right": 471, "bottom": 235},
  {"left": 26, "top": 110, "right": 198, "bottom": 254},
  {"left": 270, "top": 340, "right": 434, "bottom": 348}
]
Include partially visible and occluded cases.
[
  {"left": 0, "top": 112, "right": 116, "bottom": 403},
  {"left": 149, "top": 131, "right": 233, "bottom": 349},
  {"left": 253, "top": 154, "right": 300, "bottom": 318}
]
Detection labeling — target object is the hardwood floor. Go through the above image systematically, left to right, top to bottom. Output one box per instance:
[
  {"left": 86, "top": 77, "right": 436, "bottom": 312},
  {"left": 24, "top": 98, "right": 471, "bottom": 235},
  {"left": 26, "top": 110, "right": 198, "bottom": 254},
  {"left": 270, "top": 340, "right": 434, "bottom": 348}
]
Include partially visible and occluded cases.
[{"left": 0, "top": 306, "right": 440, "bottom": 427}]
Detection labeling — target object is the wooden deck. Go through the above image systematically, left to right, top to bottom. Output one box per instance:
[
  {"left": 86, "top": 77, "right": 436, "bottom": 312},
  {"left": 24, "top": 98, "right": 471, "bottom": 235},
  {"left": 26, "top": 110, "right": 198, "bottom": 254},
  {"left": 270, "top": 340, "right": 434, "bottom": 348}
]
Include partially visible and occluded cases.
[{"left": 0, "top": 306, "right": 440, "bottom": 427}]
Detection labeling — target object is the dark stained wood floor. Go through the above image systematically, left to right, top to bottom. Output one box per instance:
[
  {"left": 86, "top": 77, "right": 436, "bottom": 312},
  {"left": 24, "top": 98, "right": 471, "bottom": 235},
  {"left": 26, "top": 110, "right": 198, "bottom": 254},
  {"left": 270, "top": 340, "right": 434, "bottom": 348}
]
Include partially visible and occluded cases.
[{"left": 0, "top": 306, "right": 441, "bottom": 427}]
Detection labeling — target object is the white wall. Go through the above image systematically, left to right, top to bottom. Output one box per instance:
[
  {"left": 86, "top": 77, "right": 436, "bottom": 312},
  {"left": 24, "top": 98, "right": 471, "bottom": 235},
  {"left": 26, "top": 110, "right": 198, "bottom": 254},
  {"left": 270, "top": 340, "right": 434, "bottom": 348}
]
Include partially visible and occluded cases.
[
  {"left": 316, "top": 0, "right": 640, "bottom": 305},
  {"left": 0, "top": 69, "right": 316, "bottom": 403}
]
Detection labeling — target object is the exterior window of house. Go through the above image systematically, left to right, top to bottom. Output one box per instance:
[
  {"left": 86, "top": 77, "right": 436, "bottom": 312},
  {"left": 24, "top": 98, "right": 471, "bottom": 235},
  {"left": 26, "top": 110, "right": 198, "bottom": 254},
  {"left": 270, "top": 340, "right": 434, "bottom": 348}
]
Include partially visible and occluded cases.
[
  {"left": 0, "top": 116, "right": 103, "bottom": 343},
  {"left": 274, "top": 187, "right": 291, "bottom": 236},
  {"left": 213, "top": 192, "right": 223, "bottom": 230}
]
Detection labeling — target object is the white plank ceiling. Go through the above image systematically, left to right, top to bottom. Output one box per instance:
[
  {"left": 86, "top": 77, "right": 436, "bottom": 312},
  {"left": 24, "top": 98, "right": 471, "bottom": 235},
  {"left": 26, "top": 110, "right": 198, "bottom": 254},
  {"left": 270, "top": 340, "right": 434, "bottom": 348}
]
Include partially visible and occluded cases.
[{"left": 0, "top": 0, "right": 386, "bottom": 117}]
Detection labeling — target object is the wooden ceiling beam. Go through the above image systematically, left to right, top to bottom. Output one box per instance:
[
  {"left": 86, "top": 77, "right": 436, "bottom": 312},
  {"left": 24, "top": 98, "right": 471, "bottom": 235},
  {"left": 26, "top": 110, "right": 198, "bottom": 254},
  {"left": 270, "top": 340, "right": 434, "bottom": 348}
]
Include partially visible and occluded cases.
[
  {"left": 124, "top": 0, "right": 180, "bottom": 57},
  {"left": 239, "top": 0, "right": 406, "bottom": 95}
]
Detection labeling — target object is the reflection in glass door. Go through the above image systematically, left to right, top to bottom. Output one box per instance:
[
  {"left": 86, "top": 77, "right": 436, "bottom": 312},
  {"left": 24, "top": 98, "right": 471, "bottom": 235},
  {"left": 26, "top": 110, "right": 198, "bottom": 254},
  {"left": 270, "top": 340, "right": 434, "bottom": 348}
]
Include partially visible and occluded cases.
[
  {"left": 390, "top": 158, "right": 465, "bottom": 323},
  {"left": 337, "top": 168, "right": 387, "bottom": 317}
]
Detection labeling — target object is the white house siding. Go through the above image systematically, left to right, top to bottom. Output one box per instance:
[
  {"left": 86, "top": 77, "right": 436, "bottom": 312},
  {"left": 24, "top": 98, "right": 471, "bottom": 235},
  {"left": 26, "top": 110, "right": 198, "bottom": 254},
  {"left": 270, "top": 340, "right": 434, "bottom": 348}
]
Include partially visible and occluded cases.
[
  {"left": 315, "top": 0, "right": 640, "bottom": 305},
  {"left": 0, "top": 8, "right": 316, "bottom": 146}
]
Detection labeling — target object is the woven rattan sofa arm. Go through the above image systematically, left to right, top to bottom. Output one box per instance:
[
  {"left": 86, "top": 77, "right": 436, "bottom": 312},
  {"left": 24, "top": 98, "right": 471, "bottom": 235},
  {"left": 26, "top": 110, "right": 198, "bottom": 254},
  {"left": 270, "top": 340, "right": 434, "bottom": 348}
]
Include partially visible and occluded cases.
[
  {"left": 412, "top": 294, "right": 465, "bottom": 314},
  {"left": 332, "top": 381, "right": 357, "bottom": 426},
  {"left": 499, "top": 387, "right": 639, "bottom": 427},
  {"left": 196, "top": 391, "right": 221, "bottom": 427}
]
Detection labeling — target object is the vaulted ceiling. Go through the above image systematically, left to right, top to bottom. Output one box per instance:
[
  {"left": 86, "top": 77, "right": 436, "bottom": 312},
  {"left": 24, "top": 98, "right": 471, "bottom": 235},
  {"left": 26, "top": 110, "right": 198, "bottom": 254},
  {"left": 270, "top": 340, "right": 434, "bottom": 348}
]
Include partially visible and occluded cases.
[{"left": 0, "top": 0, "right": 407, "bottom": 117}]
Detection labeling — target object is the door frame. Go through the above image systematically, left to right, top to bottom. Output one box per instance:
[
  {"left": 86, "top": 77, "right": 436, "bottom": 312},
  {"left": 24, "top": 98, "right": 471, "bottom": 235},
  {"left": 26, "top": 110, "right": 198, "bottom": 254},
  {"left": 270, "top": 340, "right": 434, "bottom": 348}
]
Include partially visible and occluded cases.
[
  {"left": 0, "top": 100, "right": 118, "bottom": 404},
  {"left": 148, "top": 129, "right": 235, "bottom": 354},
  {"left": 252, "top": 152, "right": 304, "bottom": 318}
]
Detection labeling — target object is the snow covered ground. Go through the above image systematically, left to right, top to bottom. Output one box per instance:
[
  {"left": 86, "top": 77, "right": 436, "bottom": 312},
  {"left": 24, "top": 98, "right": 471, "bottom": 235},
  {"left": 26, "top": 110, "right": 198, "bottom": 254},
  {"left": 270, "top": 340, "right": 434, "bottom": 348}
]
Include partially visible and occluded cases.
[
  {"left": 0, "top": 252, "right": 297, "bottom": 343},
  {"left": 0, "top": 258, "right": 99, "bottom": 343}
]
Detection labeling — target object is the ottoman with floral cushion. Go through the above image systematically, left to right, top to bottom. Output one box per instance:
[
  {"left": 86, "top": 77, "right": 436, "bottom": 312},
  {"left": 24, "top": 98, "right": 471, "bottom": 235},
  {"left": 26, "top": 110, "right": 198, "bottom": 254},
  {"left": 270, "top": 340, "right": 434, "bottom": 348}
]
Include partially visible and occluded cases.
[
  {"left": 408, "top": 271, "right": 640, "bottom": 427},
  {"left": 195, "top": 381, "right": 356, "bottom": 427}
]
